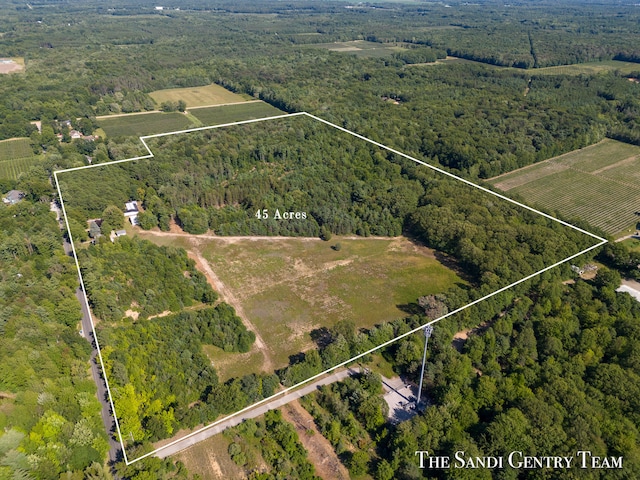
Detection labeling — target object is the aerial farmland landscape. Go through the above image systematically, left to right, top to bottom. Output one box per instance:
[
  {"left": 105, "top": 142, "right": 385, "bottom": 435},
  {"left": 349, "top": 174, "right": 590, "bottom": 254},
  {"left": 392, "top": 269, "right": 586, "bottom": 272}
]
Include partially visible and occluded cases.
[{"left": 2, "top": 1, "right": 640, "bottom": 479}]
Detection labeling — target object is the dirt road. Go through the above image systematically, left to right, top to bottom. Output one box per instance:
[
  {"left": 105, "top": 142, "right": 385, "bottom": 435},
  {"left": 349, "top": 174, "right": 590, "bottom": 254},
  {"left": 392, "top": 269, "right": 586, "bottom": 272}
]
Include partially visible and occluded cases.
[
  {"left": 187, "top": 249, "right": 274, "bottom": 373},
  {"left": 282, "top": 400, "right": 350, "bottom": 480}
]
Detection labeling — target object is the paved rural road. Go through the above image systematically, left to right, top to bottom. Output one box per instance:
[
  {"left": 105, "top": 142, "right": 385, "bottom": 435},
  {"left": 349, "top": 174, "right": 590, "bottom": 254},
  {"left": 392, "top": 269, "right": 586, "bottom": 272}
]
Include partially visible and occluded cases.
[
  {"left": 62, "top": 231, "right": 122, "bottom": 463},
  {"left": 75, "top": 287, "right": 121, "bottom": 464},
  {"left": 156, "top": 368, "right": 360, "bottom": 459}
]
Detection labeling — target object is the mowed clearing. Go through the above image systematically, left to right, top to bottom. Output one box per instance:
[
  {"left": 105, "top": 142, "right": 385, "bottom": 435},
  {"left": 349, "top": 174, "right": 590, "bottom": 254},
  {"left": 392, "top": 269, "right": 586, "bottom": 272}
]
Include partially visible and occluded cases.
[
  {"left": 310, "top": 40, "right": 405, "bottom": 58},
  {"left": 149, "top": 83, "right": 249, "bottom": 108},
  {"left": 489, "top": 139, "right": 640, "bottom": 235},
  {"left": 136, "top": 231, "right": 463, "bottom": 380},
  {"left": 200, "top": 235, "right": 460, "bottom": 378}
]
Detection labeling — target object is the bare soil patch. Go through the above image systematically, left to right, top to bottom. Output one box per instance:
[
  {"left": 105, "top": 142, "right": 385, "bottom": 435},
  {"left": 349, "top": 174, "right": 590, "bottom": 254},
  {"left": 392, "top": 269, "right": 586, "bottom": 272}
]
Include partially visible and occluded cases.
[
  {"left": 0, "top": 59, "right": 23, "bottom": 74},
  {"left": 590, "top": 154, "right": 640, "bottom": 175},
  {"left": 281, "top": 400, "right": 349, "bottom": 480}
]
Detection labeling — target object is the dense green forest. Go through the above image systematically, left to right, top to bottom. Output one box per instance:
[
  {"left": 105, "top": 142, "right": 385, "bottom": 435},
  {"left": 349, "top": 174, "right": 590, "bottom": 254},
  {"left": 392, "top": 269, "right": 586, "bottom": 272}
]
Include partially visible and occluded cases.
[
  {"left": 1, "top": 0, "right": 640, "bottom": 180},
  {"left": 2, "top": 0, "right": 640, "bottom": 478},
  {"left": 61, "top": 116, "right": 598, "bottom": 290},
  {"left": 0, "top": 195, "right": 109, "bottom": 478},
  {"left": 78, "top": 237, "right": 216, "bottom": 322},
  {"left": 293, "top": 268, "right": 640, "bottom": 479},
  {"left": 98, "top": 304, "right": 269, "bottom": 444},
  {"left": 223, "top": 409, "right": 321, "bottom": 480}
]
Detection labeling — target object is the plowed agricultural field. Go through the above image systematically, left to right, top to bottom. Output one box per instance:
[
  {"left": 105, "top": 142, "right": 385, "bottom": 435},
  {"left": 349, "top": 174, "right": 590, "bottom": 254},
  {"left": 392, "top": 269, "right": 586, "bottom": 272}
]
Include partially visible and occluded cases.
[{"left": 489, "top": 139, "right": 640, "bottom": 235}]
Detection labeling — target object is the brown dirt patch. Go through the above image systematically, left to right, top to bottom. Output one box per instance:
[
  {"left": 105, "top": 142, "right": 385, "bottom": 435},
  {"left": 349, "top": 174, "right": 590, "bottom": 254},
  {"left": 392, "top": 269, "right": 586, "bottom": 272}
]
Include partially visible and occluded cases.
[
  {"left": 0, "top": 59, "right": 23, "bottom": 74},
  {"left": 590, "top": 154, "right": 640, "bottom": 175},
  {"left": 148, "top": 310, "right": 172, "bottom": 320},
  {"left": 281, "top": 400, "right": 349, "bottom": 480}
]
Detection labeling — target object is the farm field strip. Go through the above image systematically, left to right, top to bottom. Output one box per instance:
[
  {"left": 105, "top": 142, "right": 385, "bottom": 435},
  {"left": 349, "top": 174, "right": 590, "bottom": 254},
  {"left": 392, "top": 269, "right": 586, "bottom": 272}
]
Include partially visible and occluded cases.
[
  {"left": 525, "top": 60, "right": 640, "bottom": 76},
  {"left": 149, "top": 83, "right": 249, "bottom": 108},
  {"left": 189, "top": 102, "right": 284, "bottom": 126},
  {"left": 98, "top": 111, "right": 194, "bottom": 137},
  {"left": 55, "top": 112, "right": 606, "bottom": 465},
  {"left": 0, "top": 137, "right": 33, "bottom": 161},
  {"left": 490, "top": 139, "right": 640, "bottom": 234},
  {"left": 0, "top": 156, "right": 43, "bottom": 180},
  {"left": 600, "top": 161, "right": 640, "bottom": 183},
  {"left": 511, "top": 169, "right": 640, "bottom": 234}
]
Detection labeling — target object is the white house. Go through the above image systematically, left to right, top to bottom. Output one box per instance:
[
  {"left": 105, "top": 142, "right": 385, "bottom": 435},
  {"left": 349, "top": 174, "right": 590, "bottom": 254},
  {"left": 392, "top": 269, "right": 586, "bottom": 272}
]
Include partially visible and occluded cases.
[{"left": 124, "top": 200, "right": 139, "bottom": 225}]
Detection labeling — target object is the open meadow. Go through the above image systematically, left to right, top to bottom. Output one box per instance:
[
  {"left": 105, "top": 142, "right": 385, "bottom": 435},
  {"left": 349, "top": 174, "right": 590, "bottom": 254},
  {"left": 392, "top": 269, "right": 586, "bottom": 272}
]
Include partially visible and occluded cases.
[
  {"left": 309, "top": 40, "right": 405, "bottom": 58},
  {"left": 525, "top": 60, "right": 640, "bottom": 76},
  {"left": 149, "top": 83, "right": 250, "bottom": 108},
  {"left": 189, "top": 101, "right": 284, "bottom": 126},
  {"left": 98, "top": 111, "right": 194, "bottom": 137},
  {"left": 489, "top": 139, "right": 640, "bottom": 235},
  {"left": 136, "top": 231, "right": 464, "bottom": 380},
  {"left": 174, "top": 433, "right": 245, "bottom": 480}
]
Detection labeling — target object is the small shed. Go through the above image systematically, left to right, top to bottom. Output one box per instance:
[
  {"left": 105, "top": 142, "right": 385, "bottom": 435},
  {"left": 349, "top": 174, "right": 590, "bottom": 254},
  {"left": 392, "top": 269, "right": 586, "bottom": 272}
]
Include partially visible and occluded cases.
[{"left": 124, "top": 200, "right": 139, "bottom": 225}]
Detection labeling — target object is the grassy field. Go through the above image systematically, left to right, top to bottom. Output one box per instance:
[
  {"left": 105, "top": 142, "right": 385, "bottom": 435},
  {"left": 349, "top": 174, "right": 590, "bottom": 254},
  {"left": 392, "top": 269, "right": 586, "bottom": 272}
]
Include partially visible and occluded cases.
[
  {"left": 310, "top": 40, "right": 405, "bottom": 58},
  {"left": 409, "top": 58, "right": 640, "bottom": 76},
  {"left": 525, "top": 60, "right": 640, "bottom": 76},
  {"left": 149, "top": 83, "right": 249, "bottom": 108},
  {"left": 189, "top": 102, "right": 284, "bottom": 126},
  {"left": 98, "top": 112, "right": 194, "bottom": 137},
  {"left": 489, "top": 139, "right": 640, "bottom": 235},
  {"left": 135, "top": 232, "right": 463, "bottom": 379},
  {"left": 199, "top": 236, "right": 462, "bottom": 375},
  {"left": 621, "top": 238, "right": 640, "bottom": 253}
]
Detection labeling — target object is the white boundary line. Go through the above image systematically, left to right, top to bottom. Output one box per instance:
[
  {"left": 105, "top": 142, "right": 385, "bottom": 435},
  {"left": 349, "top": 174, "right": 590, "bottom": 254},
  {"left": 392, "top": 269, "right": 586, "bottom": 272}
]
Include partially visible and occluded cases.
[{"left": 53, "top": 111, "right": 607, "bottom": 466}]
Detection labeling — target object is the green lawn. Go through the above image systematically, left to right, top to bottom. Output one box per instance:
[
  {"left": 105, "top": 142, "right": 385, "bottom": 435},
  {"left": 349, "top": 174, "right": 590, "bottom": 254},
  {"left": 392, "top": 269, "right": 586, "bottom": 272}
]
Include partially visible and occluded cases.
[
  {"left": 189, "top": 102, "right": 284, "bottom": 126},
  {"left": 99, "top": 112, "right": 194, "bottom": 137},
  {"left": 621, "top": 238, "right": 640, "bottom": 253}
]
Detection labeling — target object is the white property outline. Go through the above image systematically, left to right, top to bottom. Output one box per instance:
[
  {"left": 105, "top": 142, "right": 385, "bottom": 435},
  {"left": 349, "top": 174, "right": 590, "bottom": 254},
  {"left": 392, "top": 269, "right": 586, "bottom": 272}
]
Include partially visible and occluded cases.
[{"left": 53, "top": 111, "right": 607, "bottom": 465}]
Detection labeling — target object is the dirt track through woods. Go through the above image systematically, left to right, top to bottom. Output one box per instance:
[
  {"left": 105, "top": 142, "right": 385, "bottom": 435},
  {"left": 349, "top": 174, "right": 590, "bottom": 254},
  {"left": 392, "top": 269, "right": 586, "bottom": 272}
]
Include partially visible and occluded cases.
[{"left": 281, "top": 400, "right": 350, "bottom": 480}]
